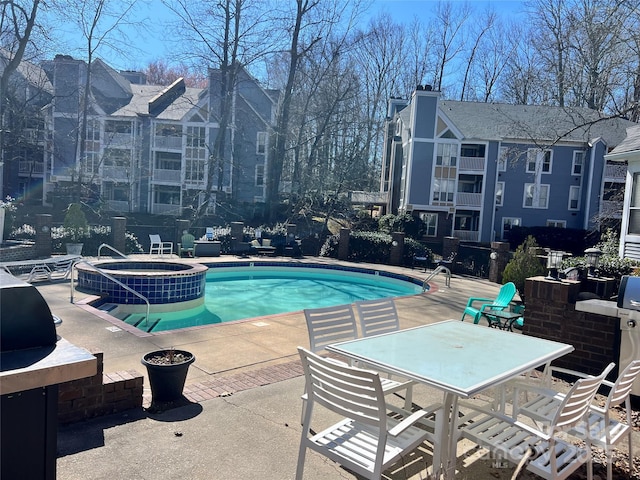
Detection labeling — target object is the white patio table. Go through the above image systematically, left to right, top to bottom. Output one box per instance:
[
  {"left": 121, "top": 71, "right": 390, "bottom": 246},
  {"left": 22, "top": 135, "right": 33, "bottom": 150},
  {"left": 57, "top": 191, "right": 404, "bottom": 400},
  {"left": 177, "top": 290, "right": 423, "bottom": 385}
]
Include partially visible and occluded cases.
[{"left": 326, "top": 319, "right": 573, "bottom": 479}]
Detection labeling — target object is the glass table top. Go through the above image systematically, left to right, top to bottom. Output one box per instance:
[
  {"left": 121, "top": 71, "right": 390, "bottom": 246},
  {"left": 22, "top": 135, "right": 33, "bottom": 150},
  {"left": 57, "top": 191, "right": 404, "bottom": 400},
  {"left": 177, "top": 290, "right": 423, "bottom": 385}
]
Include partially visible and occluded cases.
[{"left": 327, "top": 319, "right": 573, "bottom": 397}]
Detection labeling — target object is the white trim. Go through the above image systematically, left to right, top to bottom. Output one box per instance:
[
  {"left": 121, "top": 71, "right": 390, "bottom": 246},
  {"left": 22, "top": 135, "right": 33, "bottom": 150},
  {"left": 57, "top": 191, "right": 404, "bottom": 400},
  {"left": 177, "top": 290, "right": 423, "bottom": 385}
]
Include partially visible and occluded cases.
[
  {"left": 523, "top": 183, "right": 549, "bottom": 209},
  {"left": 568, "top": 185, "right": 580, "bottom": 210}
]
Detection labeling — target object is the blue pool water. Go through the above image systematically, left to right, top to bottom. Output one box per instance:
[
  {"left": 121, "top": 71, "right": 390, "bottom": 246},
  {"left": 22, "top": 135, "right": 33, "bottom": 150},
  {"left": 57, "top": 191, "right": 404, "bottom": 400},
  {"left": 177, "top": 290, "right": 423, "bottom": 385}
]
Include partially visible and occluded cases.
[{"left": 115, "top": 265, "right": 424, "bottom": 333}]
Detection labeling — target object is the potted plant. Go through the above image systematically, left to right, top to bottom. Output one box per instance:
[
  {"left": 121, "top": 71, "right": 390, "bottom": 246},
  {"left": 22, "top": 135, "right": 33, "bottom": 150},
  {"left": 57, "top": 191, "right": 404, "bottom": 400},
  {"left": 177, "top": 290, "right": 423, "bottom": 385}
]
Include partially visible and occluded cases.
[
  {"left": 63, "top": 203, "right": 88, "bottom": 255},
  {"left": 141, "top": 348, "right": 195, "bottom": 411}
]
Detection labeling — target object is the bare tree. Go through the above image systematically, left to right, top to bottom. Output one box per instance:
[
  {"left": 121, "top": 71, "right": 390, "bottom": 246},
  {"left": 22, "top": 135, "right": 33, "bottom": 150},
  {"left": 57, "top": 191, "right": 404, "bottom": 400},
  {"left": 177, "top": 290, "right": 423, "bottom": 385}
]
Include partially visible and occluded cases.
[
  {"left": 0, "top": 0, "right": 40, "bottom": 198},
  {"left": 526, "top": 0, "right": 571, "bottom": 106},
  {"left": 432, "top": 1, "right": 471, "bottom": 94},
  {"left": 459, "top": 9, "right": 495, "bottom": 101}
]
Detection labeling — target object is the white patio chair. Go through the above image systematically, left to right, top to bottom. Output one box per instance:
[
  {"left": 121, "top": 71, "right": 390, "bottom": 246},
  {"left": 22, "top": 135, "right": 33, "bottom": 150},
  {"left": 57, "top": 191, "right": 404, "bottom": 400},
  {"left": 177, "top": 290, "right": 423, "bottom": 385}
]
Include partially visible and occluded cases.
[
  {"left": 149, "top": 234, "right": 173, "bottom": 256},
  {"left": 355, "top": 298, "right": 416, "bottom": 407},
  {"left": 301, "top": 304, "right": 414, "bottom": 421},
  {"left": 296, "top": 347, "right": 442, "bottom": 480},
  {"left": 514, "top": 360, "right": 640, "bottom": 480},
  {"left": 460, "top": 362, "right": 614, "bottom": 480}
]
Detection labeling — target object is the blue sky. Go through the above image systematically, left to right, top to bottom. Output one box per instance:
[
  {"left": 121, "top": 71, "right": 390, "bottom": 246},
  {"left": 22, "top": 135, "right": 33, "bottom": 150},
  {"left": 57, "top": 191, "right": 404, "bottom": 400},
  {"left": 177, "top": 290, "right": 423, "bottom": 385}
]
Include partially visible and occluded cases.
[{"left": 56, "top": 0, "right": 526, "bottom": 71}]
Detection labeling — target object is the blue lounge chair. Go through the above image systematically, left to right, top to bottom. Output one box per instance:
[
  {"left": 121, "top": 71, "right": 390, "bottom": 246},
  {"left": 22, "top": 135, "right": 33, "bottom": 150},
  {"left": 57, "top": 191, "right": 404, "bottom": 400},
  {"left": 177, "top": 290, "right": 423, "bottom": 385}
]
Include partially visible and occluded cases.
[{"left": 461, "top": 282, "right": 516, "bottom": 324}]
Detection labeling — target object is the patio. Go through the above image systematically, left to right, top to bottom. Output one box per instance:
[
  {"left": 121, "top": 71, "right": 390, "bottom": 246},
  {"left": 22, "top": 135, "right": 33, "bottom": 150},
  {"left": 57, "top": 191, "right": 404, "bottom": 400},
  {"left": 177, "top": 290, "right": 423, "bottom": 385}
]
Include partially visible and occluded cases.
[{"left": 37, "top": 256, "right": 638, "bottom": 479}]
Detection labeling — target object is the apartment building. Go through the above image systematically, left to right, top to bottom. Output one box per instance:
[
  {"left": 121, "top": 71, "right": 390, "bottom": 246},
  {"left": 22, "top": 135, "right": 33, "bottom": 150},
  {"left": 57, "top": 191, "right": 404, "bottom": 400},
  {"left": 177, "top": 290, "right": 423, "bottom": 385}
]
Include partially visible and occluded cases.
[
  {"left": 7, "top": 55, "right": 278, "bottom": 215},
  {"left": 381, "top": 87, "right": 635, "bottom": 243}
]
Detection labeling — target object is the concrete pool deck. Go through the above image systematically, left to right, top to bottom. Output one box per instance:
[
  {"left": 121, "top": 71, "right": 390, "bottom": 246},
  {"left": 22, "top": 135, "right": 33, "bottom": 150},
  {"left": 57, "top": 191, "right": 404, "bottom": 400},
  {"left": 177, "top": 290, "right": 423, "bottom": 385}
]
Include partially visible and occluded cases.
[{"left": 35, "top": 255, "right": 635, "bottom": 479}]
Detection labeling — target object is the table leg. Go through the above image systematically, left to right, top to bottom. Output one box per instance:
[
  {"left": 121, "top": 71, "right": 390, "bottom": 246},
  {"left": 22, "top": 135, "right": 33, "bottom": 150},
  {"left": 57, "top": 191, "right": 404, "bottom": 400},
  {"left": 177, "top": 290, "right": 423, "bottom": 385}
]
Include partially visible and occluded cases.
[{"left": 438, "top": 392, "right": 460, "bottom": 480}]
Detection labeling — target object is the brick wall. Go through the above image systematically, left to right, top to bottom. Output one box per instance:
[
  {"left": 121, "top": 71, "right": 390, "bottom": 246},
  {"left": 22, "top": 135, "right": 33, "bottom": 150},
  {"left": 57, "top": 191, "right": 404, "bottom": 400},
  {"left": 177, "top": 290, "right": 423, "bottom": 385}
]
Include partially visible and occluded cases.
[
  {"left": 0, "top": 242, "right": 37, "bottom": 262},
  {"left": 524, "top": 276, "right": 619, "bottom": 378},
  {"left": 58, "top": 349, "right": 143, "bottom": 424}
]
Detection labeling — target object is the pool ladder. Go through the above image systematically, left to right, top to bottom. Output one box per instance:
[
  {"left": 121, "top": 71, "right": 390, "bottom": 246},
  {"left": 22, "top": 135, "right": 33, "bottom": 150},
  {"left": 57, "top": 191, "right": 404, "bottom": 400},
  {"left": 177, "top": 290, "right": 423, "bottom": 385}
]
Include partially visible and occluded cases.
[
  {"left": 70, "top": 260, "right": 151, "bottom": 327},
  {"left": 422, "top": 265, "right": 451, "bottom": 291}
]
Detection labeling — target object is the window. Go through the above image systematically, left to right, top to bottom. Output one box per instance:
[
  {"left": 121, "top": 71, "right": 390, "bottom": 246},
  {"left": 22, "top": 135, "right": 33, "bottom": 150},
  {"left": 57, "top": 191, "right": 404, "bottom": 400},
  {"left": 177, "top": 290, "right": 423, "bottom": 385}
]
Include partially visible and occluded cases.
[
  {"left": 185, "top": 126, "right": 206, "bottom": 182},
  {"left": 257, "top": 132, "right": 267, "bottom": 154},
  {"left": 436, "top": 143, "right": 457, "bottom": 166},
  {"left": 498, "top": 147, "right": 507, "bottom": 172},
  {"left": 103, "top": 149, "right": 131, "bottom": 167},
  {"left": 526, "top": 149, "right": 552, "bottom": 174},
  {"left": 155, "top": 151, "right": 181, "bottom": 170},
  {"left": 572, "top": 151, "right": 584, "bottom": 175},
  {"left": 255, "top": 165, "right": 264, "bottom": 186},
  {"left": 629, "top": 172, "right": 640, "bottom": 235},
  {"left": 432, "top": 178, "right": 455, "bottom": 202},
  {"left": 496, "top": 181, "right": 504, "bottom": 206},
  {"left": 524, "top": 183, "right": 549, "bottom": 208},
  {"left": 569, "top": 185, "right": 580, "bottom": 210},
  {"left": 419, "top": 213, "right": 437, "bottom": 236},
  {"left": 502, "top": 217, "right": 521, "bottom": 240},
  {"left": 547, "top": 220, "right": 566, "bottom": 228}
]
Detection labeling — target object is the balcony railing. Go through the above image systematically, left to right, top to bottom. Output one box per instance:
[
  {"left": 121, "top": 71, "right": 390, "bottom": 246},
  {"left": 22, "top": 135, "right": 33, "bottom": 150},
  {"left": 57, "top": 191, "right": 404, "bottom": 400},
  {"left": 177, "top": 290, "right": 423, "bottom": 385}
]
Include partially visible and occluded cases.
[
  {"left": 104, "top": 133, "right": 132, "bottom": 148},
  {"left": 154, "top": 136, "right": 182, "bottom": 150},
  {"left": 459, "top": 156, "right": 485, "bottom": 172},
  {"left": 18, "top": 160, "right": 44, "bottom": 175},
  {"left": 604, "top": 164, "right": 626, "bottom": 181},
  {"left": 102, "top": 166, "right": 130, "bottom": 182},
  {"left": 153, "top": 169, "right": 181, "bottom": 183},
  {"left": 350, "top": 191, "right": 388, "bottom": 204},
  {"left": 455, "top": 192, "right": 482, "bottom": 207},
  {"left": 105, "top": 200, "right": 130, "bottom": 212},
  {"left": 601, "top": 200, "right": 623, "bottom": 218},
  {"left": 151, "top": 203, "right": 182, "bottom": 216},
  {"left": 453, "top": 230, "right": 480, "bottom": 242}
]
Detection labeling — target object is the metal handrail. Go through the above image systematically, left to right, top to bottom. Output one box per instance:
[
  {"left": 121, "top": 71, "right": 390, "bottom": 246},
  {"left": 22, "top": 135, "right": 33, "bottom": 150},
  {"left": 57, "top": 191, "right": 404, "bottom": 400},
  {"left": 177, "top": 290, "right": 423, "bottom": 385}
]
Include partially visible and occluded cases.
[
  {"left": 97, "top": 243, "right": 127, "bottom": 259},
  {"left": 70, "top": 260, "right": 150, "bottom": 327},
  {"left": 423, "top": 265, "right": 451, "bottom": 290}
]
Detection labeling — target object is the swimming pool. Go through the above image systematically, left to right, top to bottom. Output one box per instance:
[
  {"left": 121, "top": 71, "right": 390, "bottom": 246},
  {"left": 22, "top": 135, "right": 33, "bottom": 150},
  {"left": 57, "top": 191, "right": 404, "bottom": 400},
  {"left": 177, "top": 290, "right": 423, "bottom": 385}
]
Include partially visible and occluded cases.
[{"left": 94, "top": 263, "right": 425, "bottom": 333}]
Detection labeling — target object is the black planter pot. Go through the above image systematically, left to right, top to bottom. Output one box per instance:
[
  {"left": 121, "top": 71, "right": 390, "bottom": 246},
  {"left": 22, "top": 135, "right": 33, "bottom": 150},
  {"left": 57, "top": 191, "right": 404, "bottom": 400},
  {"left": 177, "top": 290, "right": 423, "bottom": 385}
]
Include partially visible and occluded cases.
[{"left": 141, "top": 350, "right": 195, "bottom": 403}]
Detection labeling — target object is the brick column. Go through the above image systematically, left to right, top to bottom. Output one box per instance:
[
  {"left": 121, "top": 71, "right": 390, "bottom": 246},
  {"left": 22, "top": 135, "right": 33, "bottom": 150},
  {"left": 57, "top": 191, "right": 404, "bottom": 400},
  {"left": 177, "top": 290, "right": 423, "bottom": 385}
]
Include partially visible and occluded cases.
[
  {"left": 35, "top": 214, "right": 52, "bottom": 258},
  {"left": 111, "top": 217, "right": 126, "bottom": 254},
  {"left": 230, "top": 221, "right": 244, "bottom": 252},
  {"left": 338, "top": 228, "right": 350, "bottom": 260},
  {"left": 390, "top": 232, "right": 404, "bottom": 266},
  {"left": 442, "top": 236, "right": 459, "bottom": 260},
  {"left": 489, "top": 241, "right": 510, "bottom": 284},
  {"left": 524, "top": 276, "right": 618, "bottom": 377}
]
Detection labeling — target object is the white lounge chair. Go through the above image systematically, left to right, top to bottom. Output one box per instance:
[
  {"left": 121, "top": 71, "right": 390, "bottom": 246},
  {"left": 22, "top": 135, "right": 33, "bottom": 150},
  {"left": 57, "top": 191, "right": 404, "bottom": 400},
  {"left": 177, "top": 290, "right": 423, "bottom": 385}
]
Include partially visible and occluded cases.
[
  {"left": 149, "top": 234, "right": 173, "bottom": 256},
  {"left": 296, "top": 347, "right": 441, "bottom": 480}
]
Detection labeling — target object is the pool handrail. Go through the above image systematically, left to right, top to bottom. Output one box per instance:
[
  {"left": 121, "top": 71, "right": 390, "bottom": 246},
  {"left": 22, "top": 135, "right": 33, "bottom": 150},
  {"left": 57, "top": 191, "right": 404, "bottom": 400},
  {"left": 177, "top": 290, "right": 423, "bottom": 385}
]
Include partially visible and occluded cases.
[
  {"left": 97, "top": 243, "right": 127, "bottom": 260},
  {"left": 70, "top": 260, "right": 150, "bottom": 327},
  {"left": 423, "top": 265, "right": 451, "bottom": 290}
]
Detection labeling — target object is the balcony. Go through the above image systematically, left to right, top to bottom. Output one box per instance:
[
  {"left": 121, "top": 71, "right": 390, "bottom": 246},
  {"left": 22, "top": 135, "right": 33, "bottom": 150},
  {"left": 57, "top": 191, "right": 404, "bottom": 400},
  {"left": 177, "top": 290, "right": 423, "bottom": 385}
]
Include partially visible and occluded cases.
[
  {"left": 154, "top": 136, "right": 182, "bottom": 150},
  {"left": 459, "top": 156, "right": 485, "bottom": 172},
  {"left": 18, "top": 160, "right": 44, "bottom": 175},
  {"left": 604, "top": 164, "right": 626, "bottom": 181},
  {"left": 153, "top": 169, "right": 181, "bottom": 183},
  {"left": 455, "top": 192, "right": 482, "bottom": 207},
  {"left": 151, "top": 203, "right": 182, "bottom": 216},
  {"left": 453, "top": 230, "right": 480, "bottom": 242}
]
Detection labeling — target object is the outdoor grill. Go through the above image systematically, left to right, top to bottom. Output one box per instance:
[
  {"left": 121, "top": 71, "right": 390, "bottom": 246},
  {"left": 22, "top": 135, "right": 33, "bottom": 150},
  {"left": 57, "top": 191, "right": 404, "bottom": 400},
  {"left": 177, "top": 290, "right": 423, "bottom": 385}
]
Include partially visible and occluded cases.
[
  {"left": 0, "top": 271, "right": 96, "bottom": 480},
  {"left": 617, "top": 275, "right": 640, "bottom": 396}
]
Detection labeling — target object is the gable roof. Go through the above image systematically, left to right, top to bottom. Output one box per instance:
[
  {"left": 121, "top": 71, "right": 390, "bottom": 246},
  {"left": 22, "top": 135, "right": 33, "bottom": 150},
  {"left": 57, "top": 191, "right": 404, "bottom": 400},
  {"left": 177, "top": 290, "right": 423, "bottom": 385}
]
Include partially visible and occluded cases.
[
  {"left": 110, "top": 83, "right": 205, "bottom": 120},
  {"left": 439, "top": 100, "right": 634, "bottom": 146},
  {"left": 606, "top": 124, "right": 640, "bottom": 161}
]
